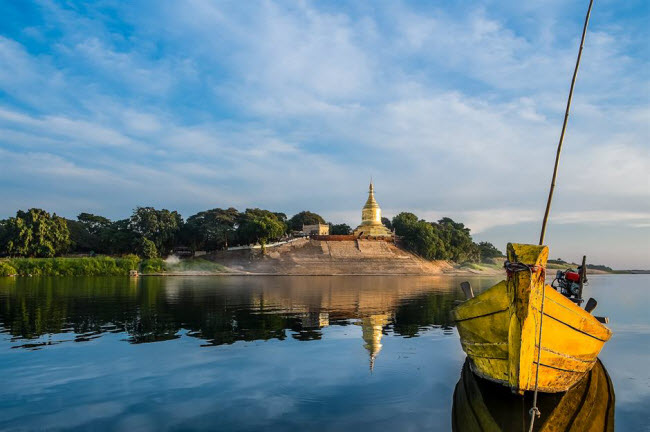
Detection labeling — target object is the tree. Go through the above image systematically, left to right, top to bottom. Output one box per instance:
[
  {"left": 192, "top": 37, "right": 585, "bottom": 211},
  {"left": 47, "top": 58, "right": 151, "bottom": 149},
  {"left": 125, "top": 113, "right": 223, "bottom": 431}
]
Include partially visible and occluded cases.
[
  {"left": 129, "top": 207, "right": 182, "bottom": 255},
  {"left": 182, "top": 208, "right": 239, "bottom": 251},
  {"left": 1, "top": 209, "right": 71, "bottom": 257},
  {"left": 236, "top": 209, "right": 285, "bottom": 250},
  {"left": 288, "top": 211, "right": 326, "bottom": 232},
  {"left": 273, "top": 212, "right": 287, "bottom": 223},
  {"left": 392, "top": 212, "right": 446, "bottom": 260},
  {"left": 392, "top": 212, "right": 418, "bottom": 234},
  {"left": 67, "top": 213, "right": 114, "bottom": 253},
  {"left": 77, "top": 213, "right": 111, "bottom": 235},
  {"left": 381, "top": 217, "right": 392, "bottom": 231},
  {"left": 435, "top": 217, "right": 477, "bottom": 262},
  {"left": 66, "top": 219, "right": 97, "bottom": 253},
  {"left": 105, "top": 219, "right": 139, "bottom": 255},
  {"left": 405, "top": 221, "right": 446, "bottom": 260},
  {"left": 331, "top": 223, "right": 352, "bottom": 235},
  {"left": 138, "top": 237, "right": 158, "bottom": 258},
  {"left": 477, "top": 241, "right": 504, "bottom": 263}
]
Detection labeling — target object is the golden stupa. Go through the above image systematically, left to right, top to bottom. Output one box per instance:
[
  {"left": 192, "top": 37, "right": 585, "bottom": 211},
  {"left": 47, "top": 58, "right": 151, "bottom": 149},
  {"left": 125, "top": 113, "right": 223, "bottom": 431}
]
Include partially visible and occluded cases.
[{"left": 353, "top": 181, "right": 393, "bottom": 239}]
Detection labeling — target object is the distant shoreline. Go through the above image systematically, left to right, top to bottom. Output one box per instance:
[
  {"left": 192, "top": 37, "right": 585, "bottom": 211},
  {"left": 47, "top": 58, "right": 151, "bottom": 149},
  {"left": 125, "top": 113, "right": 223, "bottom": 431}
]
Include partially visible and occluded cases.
[{"left": 2, "top": 238, "right": 647, "bottom": 277}]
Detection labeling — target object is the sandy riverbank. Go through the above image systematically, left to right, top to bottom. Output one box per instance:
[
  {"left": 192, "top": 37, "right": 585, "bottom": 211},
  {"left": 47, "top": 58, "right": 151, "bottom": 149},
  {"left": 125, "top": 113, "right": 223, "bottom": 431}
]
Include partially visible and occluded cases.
[{"left": 140, "top": 238, "right": 503, "bottom": 277}]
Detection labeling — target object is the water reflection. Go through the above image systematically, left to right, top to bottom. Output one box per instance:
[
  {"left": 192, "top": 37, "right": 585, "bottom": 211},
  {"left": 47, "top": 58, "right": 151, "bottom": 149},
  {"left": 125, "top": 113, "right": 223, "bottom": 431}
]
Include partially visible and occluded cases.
[
  {"left": 0, "top": 275, "right": 642, "bottom": 431},
  {"left": 0, "top": 276, "right": 486, "bottom": 368},
  {"left": 452, "top": 358, "right": 615, "bottom": 432}
]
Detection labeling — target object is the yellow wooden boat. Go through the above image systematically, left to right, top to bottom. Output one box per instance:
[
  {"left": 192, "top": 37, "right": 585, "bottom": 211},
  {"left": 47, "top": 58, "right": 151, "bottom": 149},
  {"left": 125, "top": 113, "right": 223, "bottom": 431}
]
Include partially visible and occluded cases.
[
  {"left": 451, "top": 243, "right": 612, "bottom": 394},
  {"left": 452, "top": 357, "right": 615, "bottom": 431}
]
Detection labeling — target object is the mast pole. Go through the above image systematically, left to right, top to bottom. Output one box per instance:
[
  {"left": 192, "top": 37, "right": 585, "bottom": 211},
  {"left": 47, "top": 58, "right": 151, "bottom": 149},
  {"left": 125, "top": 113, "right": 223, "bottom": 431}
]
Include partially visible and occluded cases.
[{"left": 539, "top": 0, "right": 595, "bottom": 245}]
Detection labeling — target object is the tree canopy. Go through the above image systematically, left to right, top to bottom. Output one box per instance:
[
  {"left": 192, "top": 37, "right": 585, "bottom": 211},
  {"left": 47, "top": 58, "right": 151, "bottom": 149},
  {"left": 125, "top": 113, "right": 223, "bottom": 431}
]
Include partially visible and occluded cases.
[
  {"left": 1, "top": 205, "right": 493, "bottom": 264},
  {"left": 129, "top": 207, "right": 183, "bottom": 255},
  {"left": 182, "top": 208, "right": 239, "bottom": 251},
  {"left": 0, "top": 209, "right": 70, "bottom": 257},
  {"left": 236, "top": 209, "right": 286, "bottom": 247},
  {"left": 288, "top": 211, "right": 326, "bottom": 232},
  {"left": 392, "top": 213, "right": 481, "bottom": 262},
  {"left": 436, "top": 217, "right": 478, "bottom": 262},
  {"left": 330, "top": 223, "right": 352, "bottom": 235},
  {"left": 477, "top": 241, "right": 504, "bottom": 263}
]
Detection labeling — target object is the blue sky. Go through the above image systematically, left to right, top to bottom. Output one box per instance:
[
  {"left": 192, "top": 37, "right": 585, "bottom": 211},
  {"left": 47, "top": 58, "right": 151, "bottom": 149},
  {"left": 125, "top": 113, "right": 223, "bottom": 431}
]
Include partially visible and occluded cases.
[{"left": 0, "top": 0, "right": 648, "bottom": 268}]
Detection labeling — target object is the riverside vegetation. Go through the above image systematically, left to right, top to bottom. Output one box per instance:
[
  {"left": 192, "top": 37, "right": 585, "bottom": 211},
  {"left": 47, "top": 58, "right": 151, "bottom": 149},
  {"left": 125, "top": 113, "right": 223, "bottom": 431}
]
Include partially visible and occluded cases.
[{"left": 0, "top": 206, "right": 521, "bottom": 276}]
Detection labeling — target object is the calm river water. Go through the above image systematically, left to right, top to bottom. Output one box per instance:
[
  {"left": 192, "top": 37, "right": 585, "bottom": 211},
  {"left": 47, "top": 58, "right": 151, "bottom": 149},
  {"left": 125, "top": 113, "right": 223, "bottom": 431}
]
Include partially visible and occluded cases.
[{"left": 0, "top": 274, "right": 648, "bottom": 431}]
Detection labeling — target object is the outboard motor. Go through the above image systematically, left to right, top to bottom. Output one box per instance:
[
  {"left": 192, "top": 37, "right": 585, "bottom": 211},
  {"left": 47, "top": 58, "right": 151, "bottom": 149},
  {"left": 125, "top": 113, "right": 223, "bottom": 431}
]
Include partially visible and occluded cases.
[{"left": 552, "top": 262, "right": 587, "bottom": 304}]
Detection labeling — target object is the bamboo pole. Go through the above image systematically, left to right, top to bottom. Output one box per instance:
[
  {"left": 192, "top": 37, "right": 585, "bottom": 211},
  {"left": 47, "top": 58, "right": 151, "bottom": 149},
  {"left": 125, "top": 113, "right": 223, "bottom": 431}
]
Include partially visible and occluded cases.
[{"left": 539, "top": 0, "right": 595, "bottom": 246}]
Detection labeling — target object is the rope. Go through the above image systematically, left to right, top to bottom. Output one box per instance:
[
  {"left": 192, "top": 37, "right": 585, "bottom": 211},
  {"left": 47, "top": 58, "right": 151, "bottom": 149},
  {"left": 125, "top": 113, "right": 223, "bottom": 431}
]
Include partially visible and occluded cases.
[
  {"left": 504, "top": 260, "right": 546, "bottom": 432},
  {"left": 528, "top": 285, "right": 546, "bottom": 432}
]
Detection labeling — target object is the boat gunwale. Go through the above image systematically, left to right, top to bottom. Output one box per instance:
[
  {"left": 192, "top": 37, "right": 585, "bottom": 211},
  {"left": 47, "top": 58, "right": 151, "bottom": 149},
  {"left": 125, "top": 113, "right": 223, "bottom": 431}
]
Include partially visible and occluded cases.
[
  {"left": 452, "top": 307, "right": 509, "bottom": 323},
  {"left": 530, "top": 307, "right": 610, "bottom": 342}
]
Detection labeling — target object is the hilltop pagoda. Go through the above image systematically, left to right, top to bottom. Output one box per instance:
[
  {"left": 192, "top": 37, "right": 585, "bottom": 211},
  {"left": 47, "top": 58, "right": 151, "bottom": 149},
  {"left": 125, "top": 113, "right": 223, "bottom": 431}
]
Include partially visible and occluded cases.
[{"left": 353, "top": 181, "right": 393, "bottom": 239}]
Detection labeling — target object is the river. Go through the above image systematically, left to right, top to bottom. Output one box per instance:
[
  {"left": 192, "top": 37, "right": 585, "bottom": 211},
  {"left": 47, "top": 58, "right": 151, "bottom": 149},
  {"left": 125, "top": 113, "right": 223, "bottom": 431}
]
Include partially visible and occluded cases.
[{"left": 0, "top": 274, "right": 648, "bottom": 431}]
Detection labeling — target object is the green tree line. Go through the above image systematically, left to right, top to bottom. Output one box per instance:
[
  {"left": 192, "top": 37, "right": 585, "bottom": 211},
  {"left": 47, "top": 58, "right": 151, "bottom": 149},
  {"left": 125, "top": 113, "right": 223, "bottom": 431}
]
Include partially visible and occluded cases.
[
  {"left": 0, "top": 207, "right": 504, "bottom": 263},
  {"left": 391, "top": 212, "right": 503, "bottom": 263}
]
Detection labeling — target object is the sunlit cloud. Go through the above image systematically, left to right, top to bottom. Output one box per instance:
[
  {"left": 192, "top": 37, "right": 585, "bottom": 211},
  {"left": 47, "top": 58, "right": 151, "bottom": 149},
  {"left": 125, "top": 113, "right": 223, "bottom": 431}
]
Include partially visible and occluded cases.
[{"left": 0, "top": 0, "right": 647, "bottom": 266}]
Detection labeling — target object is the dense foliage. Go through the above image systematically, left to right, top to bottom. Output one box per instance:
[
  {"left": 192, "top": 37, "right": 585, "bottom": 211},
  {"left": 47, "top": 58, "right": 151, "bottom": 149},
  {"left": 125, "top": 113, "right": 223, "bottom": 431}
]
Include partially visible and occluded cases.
[
  {"left": 1, "top": 206, "right": 496, "bottom": 264},
  {"left": 130, "top": 207, "right": 182, "bottom": 256},
  {"left": 181, "top": 208, "right": 239, "bottom": 251},
  {"left": 0, "top": 209, "right": 70, "bottom": 257},
  {"left": 236, "top": 209, "right": 286, "bottom": 247},
  {"left": 287, "top": 211, "right": 326, "bottom": 232},
  {"left": 392, "top": 212, "right": 487, "bottom": 263},
  {"left": 330, "top": 223, "right": 352, "bottom": 235},
  {"left": 476, "top": 242, "right": 504, "bottom": 263},
  {"left": 0, "top": 256, "right": 140, "bottom": 276}
]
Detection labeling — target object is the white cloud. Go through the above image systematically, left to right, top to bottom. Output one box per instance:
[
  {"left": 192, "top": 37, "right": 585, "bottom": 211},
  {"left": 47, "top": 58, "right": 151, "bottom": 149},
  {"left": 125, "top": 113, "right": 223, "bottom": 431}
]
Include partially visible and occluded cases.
[{"left": 0, "top": 1, "right": 647, "bottom": 265}]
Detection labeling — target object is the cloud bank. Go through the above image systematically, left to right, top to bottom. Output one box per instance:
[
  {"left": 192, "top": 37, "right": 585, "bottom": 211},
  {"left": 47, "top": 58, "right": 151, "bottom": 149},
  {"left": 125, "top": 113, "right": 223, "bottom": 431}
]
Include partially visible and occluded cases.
[{"left": 0, "top": 1, "right": 648, "bottom": 267}]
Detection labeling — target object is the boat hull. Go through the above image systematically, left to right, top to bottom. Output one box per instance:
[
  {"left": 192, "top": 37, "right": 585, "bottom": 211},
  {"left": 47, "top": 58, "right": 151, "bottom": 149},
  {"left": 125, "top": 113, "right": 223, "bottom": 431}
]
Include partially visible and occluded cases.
[
  {"left": 451, "top": 243, "right": 612, "bottom": 393},
  {"left": 452, "top": 357, "right": 615, "bottom": 431}
]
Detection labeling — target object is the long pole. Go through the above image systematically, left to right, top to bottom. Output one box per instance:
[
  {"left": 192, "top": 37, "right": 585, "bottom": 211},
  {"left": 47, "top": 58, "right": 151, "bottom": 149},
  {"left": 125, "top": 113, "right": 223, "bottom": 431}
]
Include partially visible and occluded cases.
[{"left": 539, "top": 0, "right": 595, "bottom": 246}]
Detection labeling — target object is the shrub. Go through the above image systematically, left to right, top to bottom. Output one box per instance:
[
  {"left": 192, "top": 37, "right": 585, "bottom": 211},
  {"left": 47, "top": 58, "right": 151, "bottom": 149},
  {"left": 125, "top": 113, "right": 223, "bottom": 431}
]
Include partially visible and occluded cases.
[
  {"left": 138, "top": 238, "right": 158, "bottom": 259},
  {"left": 119, "top": 254, "right": 141, "bottom": 272},
  {"left": 3, "top": 256, "right": 142, "bottom": 276},
  {"left": 140, "top": 258, "right": 166, "bottom": 273},
  {"left": 0, "top": 261, "right": 17, "bottom": 276}
]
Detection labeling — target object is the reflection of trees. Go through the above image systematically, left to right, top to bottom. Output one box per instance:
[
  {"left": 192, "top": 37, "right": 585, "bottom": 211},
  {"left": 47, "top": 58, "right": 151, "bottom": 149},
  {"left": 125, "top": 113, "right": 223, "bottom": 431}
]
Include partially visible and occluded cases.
[
  {"left": 0, "top": 276, "right": 482, "bottom": 349},
  {"left": 0, "top": 277, "right": 139, "bottom": 340},
  {"left": 392, "top": 291, "right": 461, "bottom": 337}
]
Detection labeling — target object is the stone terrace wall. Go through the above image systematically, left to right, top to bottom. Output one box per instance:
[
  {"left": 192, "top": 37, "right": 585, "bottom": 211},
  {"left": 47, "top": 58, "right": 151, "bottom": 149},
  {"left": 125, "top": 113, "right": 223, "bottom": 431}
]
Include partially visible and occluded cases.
[
  {"left": 310, "top": 235, "right": 357, "bottom": 241},
  {"left": 205, "top": 239, "right": 453, "bottom": 275}
]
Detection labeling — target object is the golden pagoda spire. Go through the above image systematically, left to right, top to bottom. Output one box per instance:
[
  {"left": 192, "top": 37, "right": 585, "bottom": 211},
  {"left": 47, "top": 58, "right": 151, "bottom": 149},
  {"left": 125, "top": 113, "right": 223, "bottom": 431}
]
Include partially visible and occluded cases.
[
  {"left": 353, "top": 180, "right": 393, "bottom": 238},
  {"left": 364, "top": 181, "right": 379, "bottom": 213}
]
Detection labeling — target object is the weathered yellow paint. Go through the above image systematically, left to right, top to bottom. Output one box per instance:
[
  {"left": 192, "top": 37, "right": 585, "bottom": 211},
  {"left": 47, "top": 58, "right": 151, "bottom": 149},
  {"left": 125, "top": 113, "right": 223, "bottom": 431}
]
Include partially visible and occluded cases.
[
  {"left": 451, "top": 243, "right": 612, "bottom": 393},
  {"left": 452, "top": 358, "right": 615, "bottom": 431}
]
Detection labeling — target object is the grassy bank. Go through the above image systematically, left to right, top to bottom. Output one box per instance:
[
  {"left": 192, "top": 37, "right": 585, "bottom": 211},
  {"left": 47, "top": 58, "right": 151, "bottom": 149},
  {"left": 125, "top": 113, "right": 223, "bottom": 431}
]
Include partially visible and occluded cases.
[
  {"left": 0, "top": 256, "right": 228, "bottom": 276},
  {"left": 0, "top": 256, "right": 140, "bottom": 276},
  {"left": 138, "top": 258, "right": 228, "bottom": 274}
]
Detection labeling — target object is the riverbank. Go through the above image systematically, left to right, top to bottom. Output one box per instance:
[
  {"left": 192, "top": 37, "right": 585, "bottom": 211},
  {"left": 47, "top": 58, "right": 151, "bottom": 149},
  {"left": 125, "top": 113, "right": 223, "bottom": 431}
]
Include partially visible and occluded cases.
[
  {"left": 199, "top": 238, "right": 502, "bottom": 276},
  {"left": 2, "top": 239, "right": 640, "bottom": 277},
  {"left": 0, "top": 256, "right": 228, "bottom": 277}
]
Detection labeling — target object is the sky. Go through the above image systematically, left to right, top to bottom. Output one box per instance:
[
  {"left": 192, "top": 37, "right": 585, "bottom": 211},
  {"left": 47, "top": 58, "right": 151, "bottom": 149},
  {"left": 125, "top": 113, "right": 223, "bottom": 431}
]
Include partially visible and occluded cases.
[{"left": 0, "top": 0, "right": 648, "bottom": 268}]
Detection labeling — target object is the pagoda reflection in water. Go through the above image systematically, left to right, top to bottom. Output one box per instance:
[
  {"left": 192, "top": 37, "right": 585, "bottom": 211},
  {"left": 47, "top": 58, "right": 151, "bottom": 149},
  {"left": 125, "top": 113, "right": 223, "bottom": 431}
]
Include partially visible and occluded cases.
[{"left": 0, "top": 275, "right": 464, "bottom": 370}]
